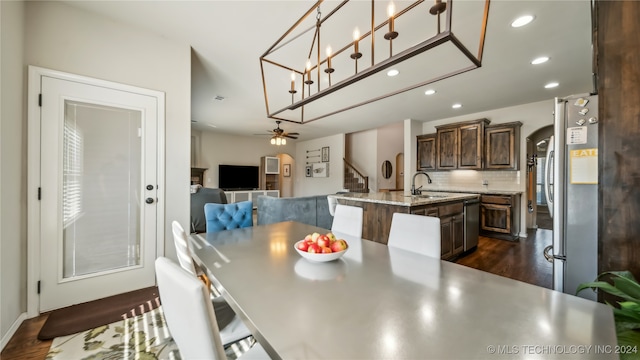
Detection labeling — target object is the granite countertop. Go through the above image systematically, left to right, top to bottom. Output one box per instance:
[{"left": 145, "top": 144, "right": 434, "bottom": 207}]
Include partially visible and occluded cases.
[{"left": 331, "top": 191, "right": 479, "bottom": 207}]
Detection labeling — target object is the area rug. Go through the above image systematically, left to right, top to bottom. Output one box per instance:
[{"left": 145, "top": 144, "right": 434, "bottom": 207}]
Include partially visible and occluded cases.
[
  {"left": 38, "top": 286, "right": 160, "bottom": 340},
  {"left": 46, "top": 306, "right": 257, "bottom": 360},
  {"left": 46, "top": 306, "right": 179, "bottom": 360}
]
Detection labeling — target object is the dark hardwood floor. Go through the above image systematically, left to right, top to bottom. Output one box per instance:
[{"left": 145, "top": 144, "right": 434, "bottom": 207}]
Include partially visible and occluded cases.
[
  {"left": 456, "top": 228, "right": 553, "bottom": 289},
  {"left": 1, "top": 229, "right": 553, "bottom": 359},
  {"left": 1, "top": 313, "right": 51, "bottom": 360}
]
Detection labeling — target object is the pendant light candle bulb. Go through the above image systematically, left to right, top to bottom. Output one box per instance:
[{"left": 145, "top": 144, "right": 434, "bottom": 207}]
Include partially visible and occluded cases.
[
  {"left": 384, "top": 2, "right": 398, "bottom": 40},
  {"left": 388, "top": 2, "right": 396, "bottom": 32},
  {"left": 353, "top": 28, "right": 360, "bottom": 53},
  {"left": 326, "top": 46, "right": 332, "bottom": 68},
  {"left": 306, "top": 59, "right": 312, "bottom": 82},
  {"left": 290, "top": 72, "right": 295, "bottom": 91}
]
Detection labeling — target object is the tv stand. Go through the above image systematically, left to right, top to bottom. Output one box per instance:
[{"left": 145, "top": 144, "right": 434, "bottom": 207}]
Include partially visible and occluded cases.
[{"left": 224, "top": 190, "right": 279, "bottom": 208}]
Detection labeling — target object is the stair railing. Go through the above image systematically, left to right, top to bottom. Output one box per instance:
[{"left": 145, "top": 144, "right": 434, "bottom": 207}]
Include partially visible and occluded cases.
[{"left": 343, "top": 158, "right": 369, "bottom": 193}]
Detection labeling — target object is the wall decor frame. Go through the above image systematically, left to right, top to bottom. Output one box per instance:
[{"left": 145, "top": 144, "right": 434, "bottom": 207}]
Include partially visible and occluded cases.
[
  {"left": 321, "top": 147, "right": 330, "bottom": 162},
  {"left": 312, "top": 162, "right": 329, "bottom": 177},
  {"left": 283, "top": 163, "right": 291, "bottom": 177}
]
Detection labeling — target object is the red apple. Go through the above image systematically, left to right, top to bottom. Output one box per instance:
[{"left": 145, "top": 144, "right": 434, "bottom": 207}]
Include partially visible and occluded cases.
[
  {"left": 311, "top": 232, "right": 321, "bottom": 242},
  {"left": 326, "top": 232, "right": 337, "bottom": 241},
  {"left": 317, "top": 234, "right": 331, "bottom": 248},
  {"left": 330, "top": 239, "right": 348, "bottom": 252},
  {"left": 296, "top": 240, "right": 310, "bottom": 252},
  {"left": 307, "top": 243, "right": 322, "bottom": 253},
  {"left": 321, "top": 246, "right": 333, "bottom": 254}
]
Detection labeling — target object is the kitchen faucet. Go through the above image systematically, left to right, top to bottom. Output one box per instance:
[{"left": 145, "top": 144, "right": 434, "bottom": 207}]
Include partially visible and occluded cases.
[{"left": 411, "top": 171, "right": 433, "bottom": 195}]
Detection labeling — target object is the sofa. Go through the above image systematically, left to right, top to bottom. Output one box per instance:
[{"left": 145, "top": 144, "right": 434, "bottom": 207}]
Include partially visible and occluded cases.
[
  {"left": 190, "top": 188, "right": 228, "bottom": 233},
  {"left": 256, "top": 195, "right": 334, "bottom": 229}
]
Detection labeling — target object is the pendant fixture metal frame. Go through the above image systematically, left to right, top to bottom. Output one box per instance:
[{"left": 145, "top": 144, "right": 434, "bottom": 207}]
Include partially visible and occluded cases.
[{"left": 260, "top": 0, "right": 490, "bottom": 125}]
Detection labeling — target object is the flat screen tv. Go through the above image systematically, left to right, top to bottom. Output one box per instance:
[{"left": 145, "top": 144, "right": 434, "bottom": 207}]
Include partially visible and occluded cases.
[{"left": 218, "top": 164, "right": 259, "bottom": 190}]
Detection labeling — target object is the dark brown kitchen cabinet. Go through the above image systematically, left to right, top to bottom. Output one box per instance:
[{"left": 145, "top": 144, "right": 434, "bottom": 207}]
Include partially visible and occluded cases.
[
  {"left": 436, "top": 119, "right": 489, "bottom": 170},
  {"left": 458, "top": 121, "right": 488, "bottom": 169},
  {"left": 485, "top": 122, "right": 522, "bottom": 170},
  {"left": 436, "top": 127, "right": 458, "bottom": 169},
  {"left": 416, "top": 134, "right": 437, "bottom": 170},
  {"left": 480, "top": 194, "right": 519, "bottom": 240},
  {"left": 437, "top": 202, "right": 464, "bottom": 260}
]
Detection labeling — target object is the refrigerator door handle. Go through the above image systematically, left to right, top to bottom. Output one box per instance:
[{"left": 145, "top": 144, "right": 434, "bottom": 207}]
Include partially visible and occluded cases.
[
  {"left": 545, "top": 136, "right": 555, "bottom": 217},
  {"left": 544, "top": 245, "right": 566, "bottom": 263}
]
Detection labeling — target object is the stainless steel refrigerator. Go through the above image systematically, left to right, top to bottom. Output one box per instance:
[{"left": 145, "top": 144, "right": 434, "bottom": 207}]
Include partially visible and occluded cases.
[{"left": 544, "top": 93, "right": 598, "bottom": 301}]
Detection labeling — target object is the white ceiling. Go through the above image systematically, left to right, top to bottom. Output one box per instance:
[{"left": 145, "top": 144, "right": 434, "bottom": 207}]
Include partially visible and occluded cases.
[{"left": 63, "top": 0, "right": 594, "bottom": 142}]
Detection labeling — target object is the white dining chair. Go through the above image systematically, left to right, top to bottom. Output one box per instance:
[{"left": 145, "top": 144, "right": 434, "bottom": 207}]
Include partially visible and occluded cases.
[
  {"left": 327, "top": 195, "right": 338, "bottom": 216},
  {"left": 331, "top": 204, "right": 363, "bottom": 238},
  {"left": 387, "top": 213, "right": 441, "bottom": 258},
  {"left": 171, "top": 221, "right": 252, "bottom": 346},
  {"left": 155, "top": 257, "right": 270, "bottom": 360}
]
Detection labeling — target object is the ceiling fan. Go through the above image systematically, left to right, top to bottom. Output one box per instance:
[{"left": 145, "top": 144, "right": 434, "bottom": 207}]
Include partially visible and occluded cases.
[{"left": 259, "top": 121, "right": 299, "bottom": 139}]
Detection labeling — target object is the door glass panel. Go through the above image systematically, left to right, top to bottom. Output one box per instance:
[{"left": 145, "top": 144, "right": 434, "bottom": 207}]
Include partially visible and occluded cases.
[{"left": 63, "top": 100, "right": 142, "bottom": 278}]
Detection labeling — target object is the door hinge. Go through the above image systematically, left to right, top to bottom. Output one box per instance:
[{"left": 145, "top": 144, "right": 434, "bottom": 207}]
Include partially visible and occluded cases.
[
  {"left": 38, "top": 94, "right": 42, "bottom": 107},
  {"left": 38, "top": 187, "right": 41, "bottom": 200},
  {"left": 37, "top": 281, "right": 41, "bottom": 294}
]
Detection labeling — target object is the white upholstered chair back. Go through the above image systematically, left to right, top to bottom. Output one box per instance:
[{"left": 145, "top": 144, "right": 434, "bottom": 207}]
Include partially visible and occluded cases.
[
  {"left": 327, "top": 196, "right": 338, "bottom": 216},
  {"left": 331, "top": 204, "right": 363, "bottom": 238},
  {"left": 387, "top": 213, "right": 441, "bottom": 258},
  {"left": 172, "top": 221, "right": 197, "bottom": 275},
  {"left": 155, "top": 257, "right": 226, "bottom": 360}
]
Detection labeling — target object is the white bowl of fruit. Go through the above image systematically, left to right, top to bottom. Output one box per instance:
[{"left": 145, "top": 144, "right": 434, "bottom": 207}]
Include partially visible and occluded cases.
[{"left": 294, "top": 232, "right": 349, "bottom": 262}]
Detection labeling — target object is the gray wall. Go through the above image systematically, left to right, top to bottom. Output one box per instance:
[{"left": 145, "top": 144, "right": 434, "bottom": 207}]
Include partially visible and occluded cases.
[
  {"left": 1, "top": 0, "right": 191, "bottom": 345},
  {"left": 1, "top": 0, "right": 27, "bottom": 347}
]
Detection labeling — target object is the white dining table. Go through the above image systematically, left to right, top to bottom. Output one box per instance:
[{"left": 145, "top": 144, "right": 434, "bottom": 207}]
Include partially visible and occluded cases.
[{"left": 190, "top": 221, "right": 617, "bottom": 360}]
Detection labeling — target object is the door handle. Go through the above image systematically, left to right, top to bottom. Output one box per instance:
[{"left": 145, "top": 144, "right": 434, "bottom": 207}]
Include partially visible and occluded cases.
[
  {"left": 545, "top": 146, "right": 554, "bottom": 217},
  {"left": 145, "top": 197, "right": 155, "bottom": 204},
  {"left": 543, "top": 245, "right": 566, "bottom": 263},
  {"left": 543, "top": 245, "right": 554, "bottom": 263}
]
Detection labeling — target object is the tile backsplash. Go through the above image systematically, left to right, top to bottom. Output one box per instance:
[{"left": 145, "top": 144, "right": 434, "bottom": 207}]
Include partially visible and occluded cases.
[{"left": 416, "top": 170, "right": 522, "bottom": 192}]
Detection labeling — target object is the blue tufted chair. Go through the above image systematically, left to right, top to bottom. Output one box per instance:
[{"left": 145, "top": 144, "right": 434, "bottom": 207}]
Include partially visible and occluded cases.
[{"left": 204, "top": 201, "right": 253, "bottom": 232}]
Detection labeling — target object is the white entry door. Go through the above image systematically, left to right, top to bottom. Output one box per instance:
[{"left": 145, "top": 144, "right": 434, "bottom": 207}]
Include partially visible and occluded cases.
[{"left": 38, "top": 74, "right": 161, "bottom": 311}]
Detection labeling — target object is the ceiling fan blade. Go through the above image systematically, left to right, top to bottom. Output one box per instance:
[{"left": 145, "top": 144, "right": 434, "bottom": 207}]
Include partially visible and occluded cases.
[
  {"left": 287, "top": 132, "right": 300, "bottom": 135},
  {"left": 284, "top": 135, "right": 298, "bottom": 139}
]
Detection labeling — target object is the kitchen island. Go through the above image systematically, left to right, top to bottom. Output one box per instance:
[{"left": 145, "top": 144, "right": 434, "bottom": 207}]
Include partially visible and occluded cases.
[{"left": 331, "top": 191, "right": 480, "bottom": 260}]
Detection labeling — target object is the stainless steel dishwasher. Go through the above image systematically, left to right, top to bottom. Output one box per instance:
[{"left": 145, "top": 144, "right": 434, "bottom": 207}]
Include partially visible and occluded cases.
[{"left": 463, "top": 198, "right": 480, "bottom": 252}]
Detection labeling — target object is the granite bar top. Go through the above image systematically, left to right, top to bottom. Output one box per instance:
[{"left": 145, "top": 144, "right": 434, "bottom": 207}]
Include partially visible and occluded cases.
[{"left": 331, "top": 191, "right": 479, "bottom": 207}]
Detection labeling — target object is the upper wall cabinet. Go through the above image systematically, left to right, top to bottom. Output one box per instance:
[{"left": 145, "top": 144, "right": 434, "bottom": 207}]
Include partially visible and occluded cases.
[
  {"left": 436, "top": 119, "right": 489, "bottom": 170},
  {"left": 484, "top": 122, "right": 522, "bottom": 170},
  {"left": 417, "top": 133, "right": 437, "bottom": 170}
]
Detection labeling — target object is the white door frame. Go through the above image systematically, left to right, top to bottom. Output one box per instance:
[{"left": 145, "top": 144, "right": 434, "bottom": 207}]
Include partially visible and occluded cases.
[{"left": 26, "top": 66, "right": 165, "bottom": 317}]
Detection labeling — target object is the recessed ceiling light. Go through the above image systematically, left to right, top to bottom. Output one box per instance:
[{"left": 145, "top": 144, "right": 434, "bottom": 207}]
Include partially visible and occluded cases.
[
  {"left": 511, "top": 15, "right": 534, "bottom": 28},
  {"left": 531, "top": 56, "right": 549, "bottom": 65},
  {"left": 387, "top": 69, "right": 399, "bottom": 77},
  {"left": 544, "top": 82, "right": 559, "bottom": 89},
  {"left": 424, "top": 89, "right": 436, "bottom": 95},
  {"left": 452, "top": 103, "right": 462, "bottom": 109}
]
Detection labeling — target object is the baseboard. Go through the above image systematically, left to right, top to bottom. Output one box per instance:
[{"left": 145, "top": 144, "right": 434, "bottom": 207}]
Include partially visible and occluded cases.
[{"left": 0, "top": 312, "right": 27, "bottom": 352}]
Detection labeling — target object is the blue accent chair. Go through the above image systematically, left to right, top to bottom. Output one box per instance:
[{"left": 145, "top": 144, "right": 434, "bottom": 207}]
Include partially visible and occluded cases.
[{"left": 204, "top": 201, "right": 253, "bottom": 232}]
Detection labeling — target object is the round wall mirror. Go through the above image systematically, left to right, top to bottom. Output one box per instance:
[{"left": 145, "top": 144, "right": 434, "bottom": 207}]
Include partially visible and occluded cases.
[{"left": 381, "top": 160, "right": 393, "bottom": 179}]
